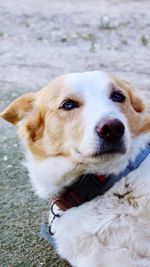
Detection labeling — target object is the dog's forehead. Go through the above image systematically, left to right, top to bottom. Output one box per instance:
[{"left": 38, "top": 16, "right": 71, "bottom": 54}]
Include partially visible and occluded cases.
[{"left": 65, "top": 71, "right": 111, "bottom": 98}]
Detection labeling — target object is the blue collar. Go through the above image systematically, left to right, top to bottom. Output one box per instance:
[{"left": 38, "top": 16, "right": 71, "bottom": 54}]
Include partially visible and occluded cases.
[
  {"left": 101, "top": 143, "right": 150, "bottom": 194},
  {"left": 115, "top": 143, "right": 150, "bottom": 178}
]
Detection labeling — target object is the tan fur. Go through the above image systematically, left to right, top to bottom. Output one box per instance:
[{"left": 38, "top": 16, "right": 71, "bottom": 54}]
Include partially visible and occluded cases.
[
  {"left": 0, "top": 76, "right": 84, "bottom": 160},
  {"left": 0, "top": 93, "right": 35, "bottom": 124}
]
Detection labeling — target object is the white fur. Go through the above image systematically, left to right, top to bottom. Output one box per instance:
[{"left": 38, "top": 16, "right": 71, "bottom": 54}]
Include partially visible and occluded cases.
[
  {"left": 24, "top": 71, "right": 150, "bottom": 267},
  {"left": 66, "top": 71, "right": 130, "bottom": 159},
  {"left": 48, "top": 132, "right": 150, "bottom": 267}
]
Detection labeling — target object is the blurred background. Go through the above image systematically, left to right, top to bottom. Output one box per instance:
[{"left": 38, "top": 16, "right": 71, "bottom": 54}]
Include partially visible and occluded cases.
[{"left": 0, "top": 0, "right": 150, "bottom": 266}]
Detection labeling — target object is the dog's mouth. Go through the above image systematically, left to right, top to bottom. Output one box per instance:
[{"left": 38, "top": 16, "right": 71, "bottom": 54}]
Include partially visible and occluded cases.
[
  {"left": 75, "top": 139, "right": 127, "bottom": 161},
  {"left": 92, "top": 140, "right": 127, "bottom": 158}
]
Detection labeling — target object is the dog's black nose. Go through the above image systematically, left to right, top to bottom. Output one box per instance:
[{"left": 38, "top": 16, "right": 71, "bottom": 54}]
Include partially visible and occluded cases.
[{"left": 96, "top": 119, "right": 125, "bottom": 141}]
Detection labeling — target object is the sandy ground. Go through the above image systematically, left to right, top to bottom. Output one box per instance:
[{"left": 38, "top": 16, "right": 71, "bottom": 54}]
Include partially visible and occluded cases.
[{"left": 0, "top": 0, "right": 150, "bottom": 266}]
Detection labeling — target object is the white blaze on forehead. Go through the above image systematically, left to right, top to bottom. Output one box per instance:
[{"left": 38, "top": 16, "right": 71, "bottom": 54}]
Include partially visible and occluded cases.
[
  {"left": 64, "top": 71, "right": 130, "bottom": 160},
  {"left": 65, "top": 71, "right": 111, "bottom": 99},
  {"left": 65, "top": 71, "right": 115, "bottom": 119}
]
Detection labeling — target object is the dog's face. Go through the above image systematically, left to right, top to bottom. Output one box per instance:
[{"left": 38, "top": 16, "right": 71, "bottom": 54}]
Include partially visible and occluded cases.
[
  {"left": 0, "top": 71, "right": 147, "bottom": 159},
  {"left": 1, "top": 71, "right": 150, "bottom": 197}
]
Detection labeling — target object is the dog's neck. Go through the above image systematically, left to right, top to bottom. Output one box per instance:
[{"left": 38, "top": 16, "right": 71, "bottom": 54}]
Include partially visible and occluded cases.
[{"left": 52, "top": 143, "right": 150, "bottom": 211}]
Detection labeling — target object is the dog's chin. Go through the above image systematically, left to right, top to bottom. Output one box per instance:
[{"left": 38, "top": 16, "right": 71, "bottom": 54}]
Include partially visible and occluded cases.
[
  {"left": 75, "top": 141, "right": 127, "bottom": 163},
  {"left": 92, "top": 142, "right": 127, "bottom": 160},
  {"left": 93, "top": 146, "right": 126, "bottom": 158}
]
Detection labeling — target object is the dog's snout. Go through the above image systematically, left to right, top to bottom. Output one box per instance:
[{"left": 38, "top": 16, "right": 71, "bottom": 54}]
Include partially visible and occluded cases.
[{"left": 96, "top": 119, "right": 125, "bottom": 141}]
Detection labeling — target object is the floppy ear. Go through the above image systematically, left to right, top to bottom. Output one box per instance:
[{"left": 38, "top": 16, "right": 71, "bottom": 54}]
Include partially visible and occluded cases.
[
  {"left": 115, "top": 79, "right": 145, "bottom": 113},
  {"left": 120, "top": 80, "right": 150, "bottom": 134},
  {"left": 128, "top": 88, "right": 145, "bottom": 113},
  {"left": 0, "top": 93, "right": 35, "bottom": 125}
]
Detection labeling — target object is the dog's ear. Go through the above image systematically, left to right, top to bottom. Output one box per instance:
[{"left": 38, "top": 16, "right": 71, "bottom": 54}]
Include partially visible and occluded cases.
[
  {"left": 115, "top": 79, "right": 145, "bottom": 113},
  {"left": 120, "top": 80, "right": 150, "bottom": 134},
  {"left": 128, "top": 88, "right": 145, "bottom": 113},
  {"left": 0, "top": 93, "right": 35, "bottom": 125}
]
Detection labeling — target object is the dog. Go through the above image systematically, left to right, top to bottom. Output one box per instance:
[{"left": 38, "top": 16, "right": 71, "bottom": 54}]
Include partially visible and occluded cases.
[{"left": 1, "top": 71, "right": 150, "bottom": 267}]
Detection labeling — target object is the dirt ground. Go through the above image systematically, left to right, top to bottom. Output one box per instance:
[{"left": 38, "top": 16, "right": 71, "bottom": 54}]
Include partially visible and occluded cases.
[{"left": 0, "top": 0, "right": 150, "bottom": 266}]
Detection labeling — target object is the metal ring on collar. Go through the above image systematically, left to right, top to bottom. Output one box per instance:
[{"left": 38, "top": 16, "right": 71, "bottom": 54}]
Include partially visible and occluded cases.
[{"left": 50, "top": 199, "right": 61, "bottom": 217}]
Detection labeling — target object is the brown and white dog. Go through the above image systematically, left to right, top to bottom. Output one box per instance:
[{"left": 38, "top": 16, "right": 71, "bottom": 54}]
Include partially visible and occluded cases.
[{"left": 1, "top": 71, "right": 150, "bottom": 267}]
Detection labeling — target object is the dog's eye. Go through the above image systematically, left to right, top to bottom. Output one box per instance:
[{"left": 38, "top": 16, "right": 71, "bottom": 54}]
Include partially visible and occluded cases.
[
  {"left": 110, "top": 91, "right": 126, "bottom": 103},
  {"left": 60, "top": 99, "right": 79, "bottom": 111}
]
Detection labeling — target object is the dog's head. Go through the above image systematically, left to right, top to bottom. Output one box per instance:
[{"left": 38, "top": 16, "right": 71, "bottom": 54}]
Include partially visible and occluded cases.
[{"left": 1, "top": 71, "right": 150, "bottom": 198}]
